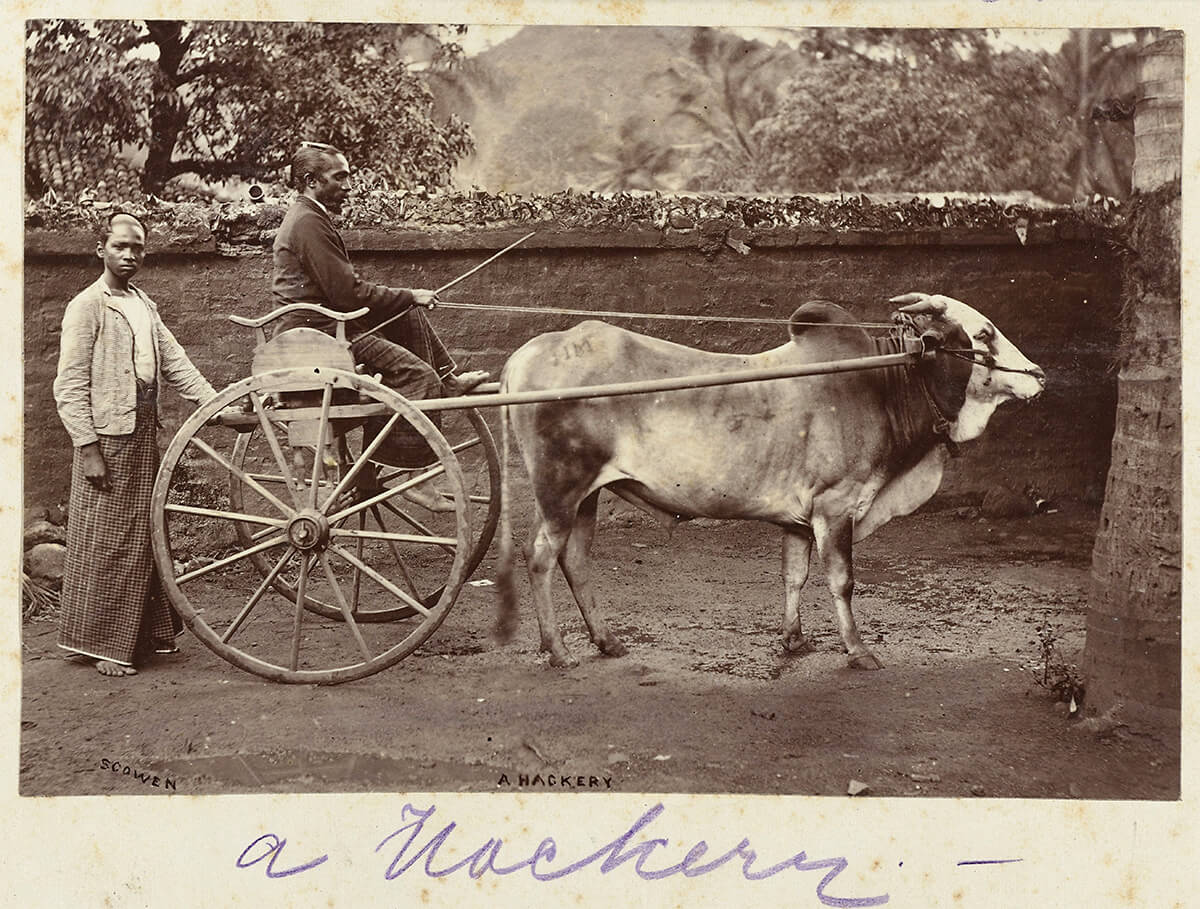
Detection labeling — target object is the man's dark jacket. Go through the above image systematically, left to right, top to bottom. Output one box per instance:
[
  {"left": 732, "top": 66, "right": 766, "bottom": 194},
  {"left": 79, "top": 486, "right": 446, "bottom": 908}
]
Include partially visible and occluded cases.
[{"left": 272, "top": 195, "right": 414, "bottom": 335}]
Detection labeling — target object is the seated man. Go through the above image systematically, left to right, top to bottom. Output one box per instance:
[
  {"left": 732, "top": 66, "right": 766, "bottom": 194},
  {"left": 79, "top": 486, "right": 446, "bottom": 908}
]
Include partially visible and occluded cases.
[{"left": 271, "top": 141, "right": 487, "bottom": 508}]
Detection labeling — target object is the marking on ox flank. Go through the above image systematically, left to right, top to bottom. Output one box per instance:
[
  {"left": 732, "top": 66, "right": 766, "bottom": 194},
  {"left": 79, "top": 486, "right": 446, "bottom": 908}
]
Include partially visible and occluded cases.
[{"left": 548, "top": 337, "right": 595, "bottom": 368}]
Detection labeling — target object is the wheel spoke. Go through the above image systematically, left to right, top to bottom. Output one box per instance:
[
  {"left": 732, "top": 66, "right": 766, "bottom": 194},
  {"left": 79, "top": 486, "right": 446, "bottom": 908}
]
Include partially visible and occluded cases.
[
  {"left": 308, "top": 383, "right": 335, "bottom": 510},
  {"left": 250, "top": 390, "right": 305, "bottom": 507},
  {"left": 322, "top": 412, "right": 404, "bottom": 514},
  {"left": 188, "top": 436, "right": 295, "bottom": 518},
  {"left": 325, "top": 462, "right": 444, "bottom": 525},
  {"left": 243, "top": 472, "right": 290, "bottom": 484},
  {"left": 379, "top": 499, "right": 457, "bottom": 556},
  {"left": 165, "top": 502, "right": 285, "bottom": 528},
  {"left": 369, "top": 504, "right": 424, "bottom": 602},
  {"left": 351, "top": 511, "right": 365, "bottom": 613},
  {"left": 249, "top": 524, "right": 280, "bottom": 543},
  {"left": 330, "top": 527, "right": 458, "bottom": 546},
  {"left": 176, "top": 534, "right": 288, "bottom": 584},
  {"left": 330, "top": 543, "right": 433, "bottom": 617},
  {"left": 221, "top": 548, "right": 296, "bottom": 644},
  {"left": 320, "top": 554, "right": 373, "bottom": 662},
  {"left": 291, "top": 555, "right": 312, "bottom": 671}
]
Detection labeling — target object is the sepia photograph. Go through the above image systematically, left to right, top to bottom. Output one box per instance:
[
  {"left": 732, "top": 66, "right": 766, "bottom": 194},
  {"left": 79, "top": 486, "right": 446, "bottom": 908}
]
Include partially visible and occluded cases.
[{"left": 8, "top": 4, "right": 1193, "bottom": 905}]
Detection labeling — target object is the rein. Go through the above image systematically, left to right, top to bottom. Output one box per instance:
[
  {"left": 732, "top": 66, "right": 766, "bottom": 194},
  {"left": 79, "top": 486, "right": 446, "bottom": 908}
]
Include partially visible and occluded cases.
[{"left": 434, "top": 299, "right": 894, "bottom": 330}]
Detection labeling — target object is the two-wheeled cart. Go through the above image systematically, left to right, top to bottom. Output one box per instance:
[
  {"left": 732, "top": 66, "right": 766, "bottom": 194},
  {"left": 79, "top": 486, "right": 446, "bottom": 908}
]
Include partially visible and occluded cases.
[
  {"left": 151, "top": 302, "right": 924, "bottom": 684},
  {"left": 150, "top": 303, "right": 501, "bottom": 684}
]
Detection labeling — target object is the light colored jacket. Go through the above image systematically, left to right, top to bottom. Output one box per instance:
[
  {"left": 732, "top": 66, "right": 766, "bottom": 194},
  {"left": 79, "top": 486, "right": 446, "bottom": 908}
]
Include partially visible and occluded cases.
[{"left": 53, "top": 277, "right": 217, "bottom": 447}]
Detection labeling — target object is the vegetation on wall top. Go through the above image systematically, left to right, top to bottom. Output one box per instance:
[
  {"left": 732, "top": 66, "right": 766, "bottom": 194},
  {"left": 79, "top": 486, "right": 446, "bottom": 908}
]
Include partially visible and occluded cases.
[{"left": 24, "top": 186, "right": 1121, "bottom": 250}]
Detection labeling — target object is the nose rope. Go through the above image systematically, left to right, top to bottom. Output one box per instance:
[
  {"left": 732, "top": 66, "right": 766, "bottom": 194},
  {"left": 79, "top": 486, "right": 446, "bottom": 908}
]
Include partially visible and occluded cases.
[{"left": 937, "top": 347, "right": 1044, "bottom": 377}]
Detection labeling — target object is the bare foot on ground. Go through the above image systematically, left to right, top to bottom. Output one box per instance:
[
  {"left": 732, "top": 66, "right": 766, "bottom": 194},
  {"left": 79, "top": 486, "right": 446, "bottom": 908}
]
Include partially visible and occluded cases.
[
  {"left": 65, "top": 654, "right": 138, "bottom": 677},
  {"left": 96, "top": 660, "right": 137, "bottom": 676}
]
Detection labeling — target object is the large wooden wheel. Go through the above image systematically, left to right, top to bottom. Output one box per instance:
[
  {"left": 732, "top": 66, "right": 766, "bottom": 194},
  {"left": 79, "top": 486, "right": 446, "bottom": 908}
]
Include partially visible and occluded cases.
[
  {"left": 150, "top": 368, "right": 471, "bottom": 684},
  {"left": 229, "top": 406, "right": 500, "bottom": 623}
]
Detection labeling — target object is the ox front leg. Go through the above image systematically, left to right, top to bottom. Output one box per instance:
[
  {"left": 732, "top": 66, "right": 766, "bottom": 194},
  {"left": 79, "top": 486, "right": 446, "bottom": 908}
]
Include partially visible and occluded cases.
[
  {"left": 559, "top": 491, "right": 627, "bottom": 658},
  {"left": 814, "top": 516, "right": 883, "bottom": 670},
  {"left": 525, "top": 518, "right": 579, "bottom": 669},
  {"left": 781, "top": 527, "right": 814, "bottom": 654}
]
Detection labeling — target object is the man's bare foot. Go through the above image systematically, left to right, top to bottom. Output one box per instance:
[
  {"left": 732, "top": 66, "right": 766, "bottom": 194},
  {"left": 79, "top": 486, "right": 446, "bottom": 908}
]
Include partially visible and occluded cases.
[
  {"left": 444, "top": 370, "right": 490, "bottom": 395},
  {"left": 65, "top": 653, "right": 138, "bottom": 675},
  {"left": 96, "top": 660, "right": 137, "bottom": 676}
]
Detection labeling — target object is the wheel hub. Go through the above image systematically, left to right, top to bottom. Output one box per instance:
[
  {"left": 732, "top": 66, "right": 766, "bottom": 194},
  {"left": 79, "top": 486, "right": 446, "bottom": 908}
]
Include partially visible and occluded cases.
[{"left": 287, "top": 510, "right": 329, "bottom": 550}]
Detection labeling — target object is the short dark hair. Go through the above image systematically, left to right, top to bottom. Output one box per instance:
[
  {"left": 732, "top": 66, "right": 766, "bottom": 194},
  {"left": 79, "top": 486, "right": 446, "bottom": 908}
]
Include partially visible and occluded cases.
[
  {"left": 290, "top": 142, "right": 345, "bottom": 190},
  {"left": 98, "top": 211, "right": 147, "bottom": 244}
]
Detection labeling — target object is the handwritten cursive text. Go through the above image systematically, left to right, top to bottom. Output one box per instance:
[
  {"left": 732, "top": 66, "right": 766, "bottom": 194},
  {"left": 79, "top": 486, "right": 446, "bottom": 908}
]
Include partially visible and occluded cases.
[{"left": 374, "top": 801, "right": 888, "bottom": 907}]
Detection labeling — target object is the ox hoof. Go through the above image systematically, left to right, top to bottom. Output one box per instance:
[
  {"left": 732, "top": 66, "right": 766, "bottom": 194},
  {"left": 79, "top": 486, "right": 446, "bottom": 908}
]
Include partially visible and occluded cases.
[
  {"left": 782, "top": 632, "right": 813, "bottom": 655},
  {"left": 598, "top": 638, "right": 628, "bottom": 658},
  {"left": 547, "top": 652, "right": 579, "bottom": 669},
  {"left": 847, "top": 652, "right": 884, "bottom": 671}
]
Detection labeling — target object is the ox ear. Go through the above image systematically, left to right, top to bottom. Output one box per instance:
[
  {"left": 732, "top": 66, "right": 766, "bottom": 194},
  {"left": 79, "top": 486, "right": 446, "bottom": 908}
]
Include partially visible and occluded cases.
[{"left": 890, "top": 293, "right": 947, "bottom": 316}]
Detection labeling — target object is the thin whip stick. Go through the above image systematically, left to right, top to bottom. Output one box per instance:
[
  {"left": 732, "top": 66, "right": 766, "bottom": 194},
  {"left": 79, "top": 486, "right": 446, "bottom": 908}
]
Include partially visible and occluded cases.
[{"left": 358, "top": 232, "right": 536, "bottom": 341}]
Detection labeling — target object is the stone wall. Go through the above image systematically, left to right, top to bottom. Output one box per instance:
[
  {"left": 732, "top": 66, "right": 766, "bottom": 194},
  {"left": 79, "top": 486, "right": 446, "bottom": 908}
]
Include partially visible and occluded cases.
[{"left": 23, "top": 199, "right": 1121, "bottom": 510}]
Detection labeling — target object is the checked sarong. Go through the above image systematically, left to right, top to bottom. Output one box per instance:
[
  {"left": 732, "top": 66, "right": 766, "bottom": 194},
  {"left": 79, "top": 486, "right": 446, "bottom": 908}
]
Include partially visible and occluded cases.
[{"left": 58, "top": 387, "right": 182, "bottom": 665}]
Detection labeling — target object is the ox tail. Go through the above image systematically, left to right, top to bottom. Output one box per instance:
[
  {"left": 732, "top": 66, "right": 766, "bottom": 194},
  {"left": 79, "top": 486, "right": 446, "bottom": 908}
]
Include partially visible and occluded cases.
[{"left": 493, "top": 400, "right": 520, "bottom": 643}]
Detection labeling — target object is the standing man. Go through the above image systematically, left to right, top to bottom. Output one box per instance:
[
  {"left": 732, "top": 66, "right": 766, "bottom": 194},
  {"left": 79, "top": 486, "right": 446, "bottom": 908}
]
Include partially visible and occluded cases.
[
  {"left": 271, "top": 142, "right": 488, "bottom": 482},
  {"left": 53, "top": 212, "right": 219, "bottom": 677}
]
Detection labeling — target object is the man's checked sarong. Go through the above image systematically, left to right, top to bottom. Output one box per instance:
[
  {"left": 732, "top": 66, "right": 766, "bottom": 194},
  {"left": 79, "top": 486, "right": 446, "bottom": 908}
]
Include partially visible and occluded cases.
[{"left": 58, "top": 385, "right": 181, "bottom": 665}]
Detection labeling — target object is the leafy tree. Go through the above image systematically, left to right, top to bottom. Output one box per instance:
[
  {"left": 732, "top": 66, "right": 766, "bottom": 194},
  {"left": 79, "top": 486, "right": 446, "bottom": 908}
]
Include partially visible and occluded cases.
[
  {"left": 25, "top": 19, "right": 474, "bottom": 195},
  {"left": 654, "top": 27, "right": 799, "bottom": 191},
  {"left": 654, "top": 27, "right": 1143, "bottom": 201},
  {"left": 796, "top": 27, "right": 993, "bottom": 67},
  {"left": 1051, "top": 28, "right": 1148, "bottom": 201},
  {"left": 749, "top": 39, "right": 1070, "bottom": 198},
  {"left": 591, "top": 120, "right": 686, "bottom": 192}
]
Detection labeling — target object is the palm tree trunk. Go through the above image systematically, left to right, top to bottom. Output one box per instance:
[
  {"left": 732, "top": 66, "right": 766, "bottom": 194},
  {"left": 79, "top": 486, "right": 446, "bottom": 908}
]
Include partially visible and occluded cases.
[{"left": 1082, "top": 31, "right": 1182, "bottom": 731}]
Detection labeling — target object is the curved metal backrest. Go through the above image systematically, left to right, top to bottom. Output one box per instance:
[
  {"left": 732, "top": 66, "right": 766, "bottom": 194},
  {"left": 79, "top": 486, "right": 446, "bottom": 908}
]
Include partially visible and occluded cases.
[{"left": 229, "top": 303, "right": 370, "bottom": 345}]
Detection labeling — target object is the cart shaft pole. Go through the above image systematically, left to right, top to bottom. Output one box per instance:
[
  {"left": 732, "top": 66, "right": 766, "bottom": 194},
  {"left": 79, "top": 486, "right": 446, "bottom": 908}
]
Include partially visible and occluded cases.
[{"left": 416, "top": 347, "right": 921, "bottom": 413}]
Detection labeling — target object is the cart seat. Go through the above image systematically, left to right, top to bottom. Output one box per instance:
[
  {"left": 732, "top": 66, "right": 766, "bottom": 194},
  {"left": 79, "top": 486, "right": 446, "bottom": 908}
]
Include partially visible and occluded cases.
[{"left": 251, "top": 326, "right": 357, "bottom": 378}]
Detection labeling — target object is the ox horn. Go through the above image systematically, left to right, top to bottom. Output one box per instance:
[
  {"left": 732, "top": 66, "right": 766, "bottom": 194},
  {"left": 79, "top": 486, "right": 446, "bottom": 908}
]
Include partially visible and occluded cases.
[{"left": 890, "top": 292, "right": 946, "bottom": 316}]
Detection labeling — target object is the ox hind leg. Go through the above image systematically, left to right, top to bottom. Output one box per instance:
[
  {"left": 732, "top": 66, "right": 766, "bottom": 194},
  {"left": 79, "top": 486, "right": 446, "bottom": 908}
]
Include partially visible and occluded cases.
[
  {"left": 558, "top": 490, "right": 627, "bottom": 658},
  {"left": 524, "top": 501, "right": 580, "bottom": 668},
  {"left": 813, "top": 515, "right": 883, "bottom": 670},
  {"left": 781, "top": 527, "right": 814, "bottom": 654}
]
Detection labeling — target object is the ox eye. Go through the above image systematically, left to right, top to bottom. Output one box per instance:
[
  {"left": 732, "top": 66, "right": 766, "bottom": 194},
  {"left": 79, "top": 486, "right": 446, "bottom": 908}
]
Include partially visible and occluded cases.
[{"left": 974, "top": 326, "right": 994, "bottom": 343}]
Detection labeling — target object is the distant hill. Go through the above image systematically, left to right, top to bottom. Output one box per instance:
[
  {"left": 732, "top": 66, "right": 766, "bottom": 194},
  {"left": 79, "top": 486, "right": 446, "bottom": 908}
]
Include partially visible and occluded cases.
[{"left": 431, "top": 25, "right": 706, "bottom": 194}]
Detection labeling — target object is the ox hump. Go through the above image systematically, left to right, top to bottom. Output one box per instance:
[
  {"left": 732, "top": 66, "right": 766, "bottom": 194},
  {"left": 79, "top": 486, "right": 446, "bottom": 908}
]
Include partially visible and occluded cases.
[{"left": 787, "top": 300, "right": 872, "bottom": 352}]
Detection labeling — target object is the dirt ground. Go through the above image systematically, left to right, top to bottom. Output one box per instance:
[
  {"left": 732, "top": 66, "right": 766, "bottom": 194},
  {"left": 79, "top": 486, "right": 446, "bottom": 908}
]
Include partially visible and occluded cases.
[{"left": 19, "top": 498, "right": 1179, "bottom": 800}]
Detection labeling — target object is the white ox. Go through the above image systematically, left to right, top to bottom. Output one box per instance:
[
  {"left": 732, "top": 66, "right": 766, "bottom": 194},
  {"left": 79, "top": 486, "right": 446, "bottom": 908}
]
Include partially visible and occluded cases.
[{"left": 494, "top": 293, "right": 1045, "bottom": 669}]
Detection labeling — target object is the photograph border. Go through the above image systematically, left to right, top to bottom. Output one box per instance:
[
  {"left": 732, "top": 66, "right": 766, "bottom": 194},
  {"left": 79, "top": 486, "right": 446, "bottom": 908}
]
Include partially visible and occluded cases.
[{"left": 4, "top": 2, "right": 1195, "bottom": 906}]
